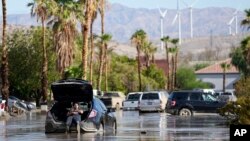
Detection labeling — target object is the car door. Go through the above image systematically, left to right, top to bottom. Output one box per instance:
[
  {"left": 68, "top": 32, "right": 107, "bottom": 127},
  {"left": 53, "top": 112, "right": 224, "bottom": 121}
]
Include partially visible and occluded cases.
[
  {"left": 188, "top": 92, "right": 205, "bottom": 112},
  {"left": 201, "top": 93, "right": 222, "bottom": 112}
]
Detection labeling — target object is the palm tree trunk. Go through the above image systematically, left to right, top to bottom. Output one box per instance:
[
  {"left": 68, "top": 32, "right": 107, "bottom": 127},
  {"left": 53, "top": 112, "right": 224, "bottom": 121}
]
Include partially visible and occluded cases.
[
  {"left": 1, "top": 0, "right": 9, "bottom": 111},
  {"left": 82, "top": 1, "right": 92, "bottom": 80},
  {"left": 41, "top": 19, "right": 48, "bottom": 102},
  {"left": 89, "top": 20, "right": 94, "bottom": 83},
  {"left": 97, "top": 44, "right": 104, "bottom": 90},
  {"left": 137, "top": 46, "right": 142, "bottom": 91},
  {"left": 165, "top": 46, "right": 170, "bottom": 90},
  {"left": 174, "top": 50, "right": 178, "bottom": 89},
  {"left": 171, "top": 55, "right": 175, "bottom": 90},
  {"left": 223, "top": 71, "right": 226, "bottom": 92}
]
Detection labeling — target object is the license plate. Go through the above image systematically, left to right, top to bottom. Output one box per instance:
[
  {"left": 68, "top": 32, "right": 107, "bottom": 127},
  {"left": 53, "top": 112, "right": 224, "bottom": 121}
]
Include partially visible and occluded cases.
[{"left": 148, "top": 102, "right": 152, "bottom": 105}]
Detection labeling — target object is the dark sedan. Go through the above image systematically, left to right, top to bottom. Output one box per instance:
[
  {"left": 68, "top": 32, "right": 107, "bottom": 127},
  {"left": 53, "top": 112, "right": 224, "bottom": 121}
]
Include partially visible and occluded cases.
[{"left": 45, "top": 79, "right": 117, "bottom": 133}]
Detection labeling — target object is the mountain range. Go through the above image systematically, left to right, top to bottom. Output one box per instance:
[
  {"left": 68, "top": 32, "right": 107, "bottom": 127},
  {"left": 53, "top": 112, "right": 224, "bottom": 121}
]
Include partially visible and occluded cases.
[{"left": 2, "top": 3, "right": 248, "bottom": 43}]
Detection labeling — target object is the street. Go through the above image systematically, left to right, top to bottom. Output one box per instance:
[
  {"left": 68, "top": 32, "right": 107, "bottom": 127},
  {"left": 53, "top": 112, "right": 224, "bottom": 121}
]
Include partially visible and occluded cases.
[{"left": 0, "top": 110, "right": 229, "bottom": 141}]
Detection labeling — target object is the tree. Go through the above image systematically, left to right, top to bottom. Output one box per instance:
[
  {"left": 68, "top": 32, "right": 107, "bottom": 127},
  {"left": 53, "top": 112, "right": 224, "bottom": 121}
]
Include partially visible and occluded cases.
[
  {"left": 1, "top": 0, "right": 9, "bottom": 111},
  {"left": 27, "top": 0, "right": 54, "bottom": 102},
  {"left": 49, "top": 0, "right": 79, "bottom": 77},
  {"left": 81, "top": 0, "right": 98, "bottom": 80},
  {"left": 241, "top": 9, "right": 250, "bottom": 30},
  {"left": 8, "top": 28, "right": 59, "bottom": 105},
  {"left": 131, "top": 29, "right": 147, "bottom": 91},
  {"left": 97, "top": 33, "right": 112, "bottom": 91},
  {"left": 161, "top": 36, "right": 171, "bottom": 90},
  {"left": 171, "top": 38, "right": 179, "bottom": 90},
  {"left": 142, "top": 41, "right": 157, "bottom": 69},
  {"left": 168, "top": 47, "right": 177, "bottom": 90},
  {"left": 220, "top": 62, "right": 231, "bottom": 92}
]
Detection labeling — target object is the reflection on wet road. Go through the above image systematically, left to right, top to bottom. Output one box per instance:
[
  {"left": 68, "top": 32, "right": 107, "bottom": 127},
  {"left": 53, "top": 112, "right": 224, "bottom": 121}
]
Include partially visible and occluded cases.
[{"left": 0, "top": 111, "right": 229, "bottom": 141}]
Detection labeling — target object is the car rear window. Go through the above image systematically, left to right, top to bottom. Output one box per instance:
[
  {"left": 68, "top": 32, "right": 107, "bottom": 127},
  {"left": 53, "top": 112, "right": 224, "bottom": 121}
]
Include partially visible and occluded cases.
[
  {"left": 171, "top": 92, "right": 189, "bottom": 100},
  {"left": 103, "top": 93, "right": 119, "bottom": 97},
  {"left": 142, "top": 93, "right": 159, "bottom": 100},
  {"left": 127, "top": 94, "right": 141, "bottom": 100}
]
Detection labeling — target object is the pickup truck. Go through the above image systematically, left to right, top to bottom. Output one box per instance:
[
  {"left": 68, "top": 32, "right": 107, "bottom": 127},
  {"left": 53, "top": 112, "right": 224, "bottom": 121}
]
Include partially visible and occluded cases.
[{"left": 100, "top": 91, "right": 125, "bottom": 110}]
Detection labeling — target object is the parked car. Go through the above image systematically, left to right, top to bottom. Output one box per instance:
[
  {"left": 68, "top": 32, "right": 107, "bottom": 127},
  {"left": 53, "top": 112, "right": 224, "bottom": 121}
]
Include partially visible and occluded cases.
[
  {"left": 45, "top": 78, "right": 117, "bottom": 133},
  {"left": 166, "top": 90, "right": 227, "bottom": 116},
  {"left": 100, "top": 91, "right": 125, "bottom": 110},
  {"left": 138, "top": 91, "right": 168, "bottom": 112},
  {"left": 217, "top": 91, "right": 237, "bottom": 102},
  {"left": 123, "top": 92, "right": 143, "bottom": 110},
  {"left": 0, "top": 95, "right": 35, "bottom": 111}
]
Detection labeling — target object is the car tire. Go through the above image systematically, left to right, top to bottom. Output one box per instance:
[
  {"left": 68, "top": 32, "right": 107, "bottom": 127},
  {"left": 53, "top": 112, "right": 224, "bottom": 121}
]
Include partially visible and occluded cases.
[{"left": 179, "top": 108, "right": 192, "bottom": 116}]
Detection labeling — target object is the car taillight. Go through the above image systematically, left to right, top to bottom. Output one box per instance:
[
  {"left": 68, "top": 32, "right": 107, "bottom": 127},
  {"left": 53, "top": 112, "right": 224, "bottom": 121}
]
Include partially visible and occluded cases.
[
  {"left": 171, "top": 100, "right": 176, "bottom": 106},
  {"left": 88, "top": 109, "right": 97, "bottom": 118}
]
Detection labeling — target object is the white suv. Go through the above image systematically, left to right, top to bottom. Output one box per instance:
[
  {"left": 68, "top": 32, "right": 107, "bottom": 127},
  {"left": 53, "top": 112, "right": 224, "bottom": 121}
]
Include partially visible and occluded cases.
[
  {"left": 138, "top": 91, "right": 167, "bottom": 112},
  {"left": 123, "top": 92, "right": 143, "bottom": 110}
]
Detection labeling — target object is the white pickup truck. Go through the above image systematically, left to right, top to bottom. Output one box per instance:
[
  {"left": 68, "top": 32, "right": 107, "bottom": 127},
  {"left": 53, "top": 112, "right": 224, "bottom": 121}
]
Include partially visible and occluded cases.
[
  {"left": 100, "top": 91, "right": 125, "bottom": 110},
  {"left": 123, "top": 92, "right": 143, "bottom": 110}
]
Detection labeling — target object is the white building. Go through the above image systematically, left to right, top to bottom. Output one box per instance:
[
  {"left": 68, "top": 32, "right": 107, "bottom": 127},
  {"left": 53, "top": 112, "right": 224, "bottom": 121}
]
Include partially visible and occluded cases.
[{"left": 195, "top": 59, "right": 241, "bottom": 91}]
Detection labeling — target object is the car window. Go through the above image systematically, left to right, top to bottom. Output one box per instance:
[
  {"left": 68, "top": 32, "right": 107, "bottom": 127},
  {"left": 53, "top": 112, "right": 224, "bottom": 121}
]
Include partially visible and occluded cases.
[
  {"left": 172, "top": 92, "right": 189, "bottom": 100},
  {"left": 222, "top": 92, "right": 232, "bottom": 95},
  {"left": 103, "top": 93, "right": 119, "bottom": 97},
  {"left": 142, "top": 93, "right": 159, "bottom": 100},
  {"left": 190, "top": 93, "right": 201, "bottom": 101},
  {"left": 127, "top": 94, "right": 141, "bottom": 100},
  {"left": 202, "top": 94, "right": 217, "bottom": 101}
]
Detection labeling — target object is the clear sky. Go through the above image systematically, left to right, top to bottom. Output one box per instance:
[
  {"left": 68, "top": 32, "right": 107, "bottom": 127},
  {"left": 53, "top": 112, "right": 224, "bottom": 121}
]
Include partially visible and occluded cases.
[{"left": 2, "top": 0, "right": 250, "bottom": 15}]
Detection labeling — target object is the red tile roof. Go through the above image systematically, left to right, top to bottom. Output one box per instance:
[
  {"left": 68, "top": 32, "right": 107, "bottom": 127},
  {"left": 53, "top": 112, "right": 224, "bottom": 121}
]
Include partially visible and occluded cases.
[{"left": 195, "top": 58, "right": 239, "bottom": 74}]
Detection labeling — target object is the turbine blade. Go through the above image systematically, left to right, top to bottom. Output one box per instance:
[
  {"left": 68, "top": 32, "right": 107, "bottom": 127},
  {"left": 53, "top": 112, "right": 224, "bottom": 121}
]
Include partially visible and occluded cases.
[
  {"left": 162, "top": 9, "right": 168, "bottom": 17},
  {"left": 172, "top": 14, "right": 178, "bottom": 25},
  {"left": 228, "top": 17, "right": 235, "bottom": 25}
]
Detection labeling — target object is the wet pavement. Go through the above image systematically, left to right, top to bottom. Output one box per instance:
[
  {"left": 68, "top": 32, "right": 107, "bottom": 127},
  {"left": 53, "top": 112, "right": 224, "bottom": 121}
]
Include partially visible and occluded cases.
[{"left": 0, "top": 110, "right": 229, "bottom": 141}]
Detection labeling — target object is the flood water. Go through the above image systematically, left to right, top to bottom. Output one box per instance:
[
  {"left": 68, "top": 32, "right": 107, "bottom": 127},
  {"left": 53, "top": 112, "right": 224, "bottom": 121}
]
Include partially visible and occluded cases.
[{"left": 0, "top": 111, "right": 229, "bottom": 141}]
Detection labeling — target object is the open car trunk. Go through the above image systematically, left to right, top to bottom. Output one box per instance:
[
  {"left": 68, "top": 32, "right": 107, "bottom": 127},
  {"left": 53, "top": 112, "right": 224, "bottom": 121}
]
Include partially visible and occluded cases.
[
  {"left": 50, "top": 79, "right": 93, "bottom": 122},
  {"left": 51, "top": 79, "right": 93, "bottom": 102}
]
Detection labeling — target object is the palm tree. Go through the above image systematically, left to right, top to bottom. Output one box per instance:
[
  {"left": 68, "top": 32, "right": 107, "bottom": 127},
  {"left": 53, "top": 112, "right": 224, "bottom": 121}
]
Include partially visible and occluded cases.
[
  {"left": 1, "top": 0, "right": 9, "bottom": 111},
  {"left": 28, "top": 0, "right": 54, "bottom": 103},
  {"left": 49, "top": 0, "right": 79, "bottom": 77},
  {"left": 81, "top": 0, "right": 98, "bottom": 80},
  {"left": 241, "top": 9, "right": 250, "bottom": 30},
  {"left": 89, "top": 10, "right": 98, "bottom": 83},
  {"left": 131, "top": 29, "right": 147, "bottom": 91},
  {"left": 97, "top": 34, "right": 112, "bottom": 90},
  {"left": 161, "top": 36, "right": 171, "bottom": 90},
  {"left": 171, "top": 38, "right": 179, "bottom": 89},
  {"left": 142, "top": 41, "right": 156, "bottom": 69},
  {"left": 104, "top": 47, "right": 114, "bottom": 91},
  {"left": 168, "top": 47, "right": 177, "bottom": 90},
  {"left": 220, "top": 62, "right": 231, "bottom": 92}
]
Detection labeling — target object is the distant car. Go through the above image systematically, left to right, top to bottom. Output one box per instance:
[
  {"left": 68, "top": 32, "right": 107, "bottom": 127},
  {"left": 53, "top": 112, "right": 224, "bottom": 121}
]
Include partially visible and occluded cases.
[
  {"left": 45, "top": 79, "right": 117, "bottom": 133},
  {"left": 166, "top": 90, "right": 227, "bottom": 116},
  {"left": 100, "top": 91, "right": 126, "bottom": 110},
  {"left": 138, "top": 91, "right": 168, "bottom": 112},
  {"left": 217, "top": 91, "right": 237, "bottom": 102},
  {"left": 123, "top": 92, "right": 143, "bottom": 110}
]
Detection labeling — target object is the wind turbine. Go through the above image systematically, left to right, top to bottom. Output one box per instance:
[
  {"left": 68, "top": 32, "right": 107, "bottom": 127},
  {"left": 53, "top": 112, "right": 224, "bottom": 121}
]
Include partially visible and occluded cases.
[
  {"left": 172, "top": 0, "right": 181, "bottom": 44},
  {"left": 181, "top": 0, "right": 198, "bottom": 38},
  {"left": 159, "top": 7, "right": 168, "bottom": 50},
  {"left": 227, "top": 9, "right": 238, "bottom": 36},
  {"left": 227, "top": 16, "right": 235, "bottom": 35}
]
